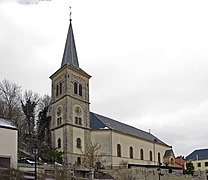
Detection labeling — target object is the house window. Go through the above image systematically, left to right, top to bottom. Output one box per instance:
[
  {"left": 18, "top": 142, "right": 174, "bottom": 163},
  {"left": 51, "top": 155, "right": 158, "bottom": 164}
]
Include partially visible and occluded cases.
[
  {"left": 60, "top": 82, "right": 62, "bottom": 95},
  {"left": 74, "top": 82, "right": 78, "bottom": 94},
  {"left": 56, "top": 84, "right": 59, "bottom": 96},
  {"left": 79, "top": 84, "right": 82, "bottom": 96},
  {"left": 58, "top": 138, "right": 61, "bottom": 148},
  {"left": 77, "top": 138, "right": 81, "bottom": 149},
  {"left": 117, "top": 144, "right": 121, "bottom": 157},
  {"left": 129, "top": 146, "right": 133, "bottom": 159},
  {"left": 140, "top": 149, "right": 144, "bottom": 160},
  {"left": 150, "top": 151, "right": 153, "bottom": 161},
  {"left": 0, "top": 157, "right": 10, "bottom": 168},
  {"left": 197, "top": 162, "right": 201, "bottom": 167},
  {"left": 205, "top": 162, "right": 208, "bottom": 167}
]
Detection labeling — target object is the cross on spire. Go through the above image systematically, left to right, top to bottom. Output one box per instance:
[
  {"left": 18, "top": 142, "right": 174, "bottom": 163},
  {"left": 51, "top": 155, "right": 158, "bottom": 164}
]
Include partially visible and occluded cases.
[{"left": 69, "top": 6, "right": 72, "bottom": 21}]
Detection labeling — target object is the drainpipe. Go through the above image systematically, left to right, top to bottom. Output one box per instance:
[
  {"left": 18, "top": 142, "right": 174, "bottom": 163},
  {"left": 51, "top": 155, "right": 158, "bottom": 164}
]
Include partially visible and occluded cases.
[
  {"left": 110, "top": 130, "right": 113, "bottom": 169},
  {"left": 153, "top": 138, "right": 157, "bottom": 165}
]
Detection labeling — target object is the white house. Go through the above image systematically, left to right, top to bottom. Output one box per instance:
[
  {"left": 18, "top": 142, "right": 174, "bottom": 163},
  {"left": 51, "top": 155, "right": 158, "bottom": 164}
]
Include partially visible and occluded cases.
[
  {"left": 0, "top": 118, "right": 18, "bottom": 169},
  {"left": 186, "top": 148, "right": 208, "bottom": 172}
]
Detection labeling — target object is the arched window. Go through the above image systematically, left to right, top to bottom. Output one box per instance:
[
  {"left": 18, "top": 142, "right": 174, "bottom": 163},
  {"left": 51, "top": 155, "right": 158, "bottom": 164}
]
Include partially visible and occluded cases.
[
  {"left": 60, "top": 82, "right": 62, "bottom": 95},
  {"left": 74, "top": 82, "right": 78, "bottom": 94},
  {"left": 56, "top": 84, "right": 59, "bottom": 96},
  {"left": 79, "top": 84, "right": 82, "bottom": 96},
  {"left": 59, "top": 117, "right": 62, "bottom": 125},
  {"left": 75, "top": 117, "right": 78, "bottom": 124},
  {"left": 79, "top": 117, "right": 82, "bottom": 125},
  {"left": 58, "top": 138, "right": 61, "bottom": 148},
  {"left": 76, "top": 138, "right": 81, "bottom": 149},
  {"left": 117, "top": 144, "right": 121, "bottom": 157},
  {"left": 129, "top": 146, "right": 133, "bottom": 159},
  {"left": 140, "top": 149, "right": 144, "bottom": 160},
  {"left": 150, "top": 151, "right": 153, "bottom": 161},
  {"left": 158, "top": 152, "right": 161, "bottom": 163},
  {"left": 77, "top": 157, "right": 81, "bottom": 165}
]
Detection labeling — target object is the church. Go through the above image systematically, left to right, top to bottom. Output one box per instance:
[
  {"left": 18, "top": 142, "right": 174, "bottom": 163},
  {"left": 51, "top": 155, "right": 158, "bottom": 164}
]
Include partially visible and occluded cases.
[{"left": 50, "top": 18, "right": 172, "bottom": 168}]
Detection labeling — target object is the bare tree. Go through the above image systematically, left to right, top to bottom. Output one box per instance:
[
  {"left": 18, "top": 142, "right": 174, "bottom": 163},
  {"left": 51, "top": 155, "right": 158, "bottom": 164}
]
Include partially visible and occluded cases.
[
  {"left": 0, "top": 79, "right": 23, "bottom": 127},
  {"left": 0, "top": 79, "right": 28, "bottom": 160},
  {"left": 38, "top": 94, "right": 51, "bottom": 112},
  {"left": 82, "top": 142, "right": 101, "bottom": 169}
]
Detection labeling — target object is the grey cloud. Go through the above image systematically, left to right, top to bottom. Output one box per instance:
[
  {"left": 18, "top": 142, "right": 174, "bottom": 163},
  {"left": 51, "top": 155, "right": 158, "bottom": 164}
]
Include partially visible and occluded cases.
[
  {"left": 0, "top": 0, "right": 51, "bottom": 4},
  {"left": 17, "top": 0, "right": 51, "bottom": 4}
]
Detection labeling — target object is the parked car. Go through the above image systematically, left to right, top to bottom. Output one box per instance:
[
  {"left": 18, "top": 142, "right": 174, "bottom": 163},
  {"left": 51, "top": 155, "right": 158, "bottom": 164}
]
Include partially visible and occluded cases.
[{"left": 18, "top": 158, "right": 35, "bottom": 165}]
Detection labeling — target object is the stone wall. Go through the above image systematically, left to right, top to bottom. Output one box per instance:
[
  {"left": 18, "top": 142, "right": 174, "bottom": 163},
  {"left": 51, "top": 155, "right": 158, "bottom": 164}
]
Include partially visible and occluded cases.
[{"left": 103, "top": 168, "right": 207, "bottom": 180}]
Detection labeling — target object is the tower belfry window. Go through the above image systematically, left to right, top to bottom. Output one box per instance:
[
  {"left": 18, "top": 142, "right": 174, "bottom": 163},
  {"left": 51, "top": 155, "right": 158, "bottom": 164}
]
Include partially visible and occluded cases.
[
  {"left": 60, "top": 82, "right": 62, "bottom": 95},
  {"left": 74, "top": 82, "right": 78, "bottom": 94},
  {"left": 56, "top": 84, "right": 59, "bottom": 96},
  {"left": 79, "top": 84, "right": 82, "bottom": 96}
]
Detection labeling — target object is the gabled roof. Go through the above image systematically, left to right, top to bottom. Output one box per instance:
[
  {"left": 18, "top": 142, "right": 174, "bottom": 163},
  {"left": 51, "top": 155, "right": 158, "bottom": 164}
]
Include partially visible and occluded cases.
[
  {"left": 61, "top": 19, "right": 79, "bottom": 68},
  {"left": 90, "top": 112, "right": 169, "bottom": 146},
  {"left": 0, "top": 118, "right": 17, "bottom": 130},
  {"left": 186, "top": 148, "right": 208, "bottom": 161}
]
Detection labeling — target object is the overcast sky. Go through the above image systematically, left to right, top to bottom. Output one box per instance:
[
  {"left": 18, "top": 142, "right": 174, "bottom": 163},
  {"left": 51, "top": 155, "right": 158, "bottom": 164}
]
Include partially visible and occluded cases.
[{"left": 1, "top": 0, "right": 208, "bottom": 157}]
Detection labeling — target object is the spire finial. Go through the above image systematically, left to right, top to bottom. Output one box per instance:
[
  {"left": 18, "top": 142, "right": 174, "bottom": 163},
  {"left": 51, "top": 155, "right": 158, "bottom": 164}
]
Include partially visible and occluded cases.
[{"left": 69, "top": 6, "right": 72, "bottom": 21}]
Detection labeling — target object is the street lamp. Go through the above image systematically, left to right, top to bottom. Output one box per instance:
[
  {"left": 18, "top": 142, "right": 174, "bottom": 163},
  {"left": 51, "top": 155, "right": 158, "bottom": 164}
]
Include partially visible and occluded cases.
[
  {"left": 32, "top": 144, "right": 38, "bottom": 180},
  {"left": 157, "top": 155, "right": 163, "bottom": 180},
  {"left": 157, "top": 168, "right": 161, "bottom": 180}
]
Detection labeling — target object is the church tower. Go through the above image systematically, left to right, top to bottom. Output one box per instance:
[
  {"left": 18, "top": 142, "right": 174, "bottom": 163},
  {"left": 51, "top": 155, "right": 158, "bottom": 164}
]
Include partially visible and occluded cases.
[{"left": 50, "top": 18, "right": 91, "bottom": 166}]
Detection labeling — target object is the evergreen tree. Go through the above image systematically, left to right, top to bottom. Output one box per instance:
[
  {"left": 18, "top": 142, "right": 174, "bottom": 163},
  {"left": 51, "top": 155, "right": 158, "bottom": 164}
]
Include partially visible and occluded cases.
[
  {"left": 21, "top": 90, "right": 39, "bottom": 136},
  {"left": 21, "top": 90, "right": 39, "bottom": 156},
  {"left": 185, "top": 161, "right": 195, "bottom": 175}
]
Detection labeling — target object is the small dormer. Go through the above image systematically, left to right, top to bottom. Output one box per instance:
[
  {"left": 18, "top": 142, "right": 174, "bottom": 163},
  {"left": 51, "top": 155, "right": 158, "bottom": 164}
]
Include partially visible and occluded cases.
[{"left": 163, "top": 149, "right": 175, "bottom": 166}]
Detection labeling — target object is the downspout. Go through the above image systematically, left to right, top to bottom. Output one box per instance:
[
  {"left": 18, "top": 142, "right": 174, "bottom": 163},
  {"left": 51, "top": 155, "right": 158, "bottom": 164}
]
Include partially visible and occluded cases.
[{"left": 110, "top": 129, "right": 113, "bottom": 169}]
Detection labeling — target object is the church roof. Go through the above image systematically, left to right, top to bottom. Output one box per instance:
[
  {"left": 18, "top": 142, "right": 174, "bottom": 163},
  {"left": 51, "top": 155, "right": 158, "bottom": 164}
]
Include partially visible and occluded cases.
[
  {"left": 50, "top": 19, "right": 91, "bottom": 79},
  {"left": 61, "top": 19, "right": 79, "bottom": 68},
  {"left": 90, "top": 112, "right": 169, "bottom": 146},
  {"left": 0, "top": 118, "right": 17, "bottom": 130},
  {"left": 186, "top": 148, "right": 208, "bottom": 161}
]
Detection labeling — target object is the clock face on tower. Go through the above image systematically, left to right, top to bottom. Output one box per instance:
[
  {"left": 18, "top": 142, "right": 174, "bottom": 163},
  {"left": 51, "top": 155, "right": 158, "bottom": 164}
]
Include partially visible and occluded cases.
[
  {"left": 57, "top": 106, "right": 62, "bottom": 116},
  {"left": 74, "top": 106, "right": 82, "bottom": 116}
]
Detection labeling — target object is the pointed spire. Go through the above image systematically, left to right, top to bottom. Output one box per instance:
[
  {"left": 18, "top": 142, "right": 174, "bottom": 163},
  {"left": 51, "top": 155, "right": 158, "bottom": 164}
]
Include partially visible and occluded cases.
[{"left": 61, "top": 11, "right": 79, "bottom": 68}]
